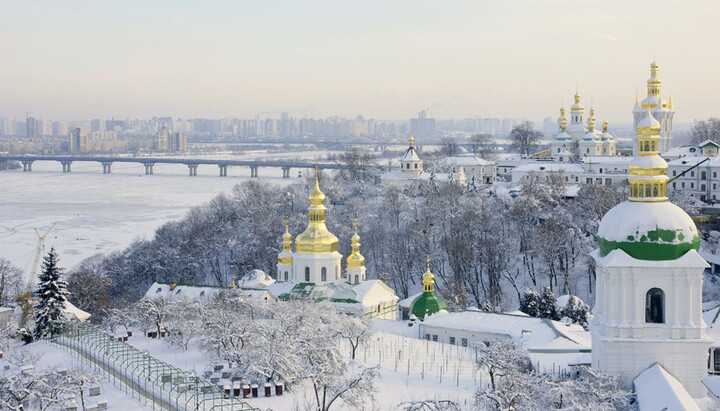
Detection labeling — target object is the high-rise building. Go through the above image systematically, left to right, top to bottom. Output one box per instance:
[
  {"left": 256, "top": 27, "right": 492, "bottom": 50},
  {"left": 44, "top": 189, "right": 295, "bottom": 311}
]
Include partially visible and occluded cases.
[
  {"left": 410, "top": 110, "right": 435, "bottom": 138},
  {"left": 26, "top": 117, "right": 38, "bottom": 139},
  {"left": 91, "top": 118, "right": 105, "bottom": 132},
  {"left": 68, "top": 127, "right": 88, "bottom": 153},
  {"left": 155, "top": 127, "right": 170, "bottom": 151},
  {"left": 170, "top": 132, "right": 187, "bottom": 152}
]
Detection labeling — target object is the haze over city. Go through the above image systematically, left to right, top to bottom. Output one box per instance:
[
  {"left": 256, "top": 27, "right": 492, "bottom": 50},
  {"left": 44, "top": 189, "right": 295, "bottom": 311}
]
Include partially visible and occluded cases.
[{"left": 2, "top": 0, "right": 719, "bottom": 122}]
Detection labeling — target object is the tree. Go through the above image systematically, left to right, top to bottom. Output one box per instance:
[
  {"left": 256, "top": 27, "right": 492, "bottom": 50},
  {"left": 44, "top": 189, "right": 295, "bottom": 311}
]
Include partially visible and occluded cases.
[
  {"left": 688, "top": 118, "right": 720, "bottom": 145},
  {"left": 510, "top": 121, "right": 542, "bottom": 155},
  {"left": 470, "top": 133, "right": 496, "bottom": 158},
  {"left": 440, "top": 137, "right": 460, "bottom": 156},
  {"left": 33, "top": 248, "right": 69, "bottom": 340},
  {"left": 67, "top": 254, "right": 111, "bottom": 323},
  {"left": 0, "top": 258, "right": 24, "bottom": 306},
  {"left": 538, "top": 286, "right": 559, "bottom": 320},
  {"left": 519, "top": 289, "right": 541, "bottom": 317},
  {"left": 561, "top": 295, "right": 590, "bottom": 329},
  {"left": 133, "top": 299, "right": 169, "bottom": 337},
  {"left": 166, "top": 299, "right": 203, "bottom": 350},
  {"left": 334, "top": 316, "right": 372, "bottom": 360}
]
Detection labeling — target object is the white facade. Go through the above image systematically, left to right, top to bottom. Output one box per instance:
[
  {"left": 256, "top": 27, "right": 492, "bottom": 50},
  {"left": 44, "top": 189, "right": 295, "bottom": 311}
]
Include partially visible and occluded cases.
[
  {"left": 441, "top": 154, "right": 497, "bottom": 184},
  {"left": 511, "top": 163, "right": 583, "bottom": 185},
  {"left": 589, "top": 249, "right": 712, "bottom": 398},
  {"left": 292, "top": 252, "right": 342, "bottom": 283}
]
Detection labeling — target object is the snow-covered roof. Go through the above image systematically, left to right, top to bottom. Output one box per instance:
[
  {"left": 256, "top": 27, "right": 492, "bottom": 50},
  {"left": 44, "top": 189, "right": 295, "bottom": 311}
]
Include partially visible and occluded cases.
[
  {"left": 698, "top": 140, "right": 720, "bottom": 148},
  {"left": 662, "top": 145, "right": 698, "bottom": 159},
  {"left": 400, "top": 147, "right": 421, "bottom": 162},
  {"left": 441, "top": 155, "right": 494, "bottom": 166},
  {"left": 582, "top": 156, "right": 633, "bottom": 165},
  {"left": 668, "top": 156, "right": 720, "bottom": 168},
  {"left": 513, "top": 163, "right": 583, "bottom": 173},
  {"left": 591, "top": 248, "right": 708, "bottom": 269},
  {"left": 237, "top": 269, "right": 275, "bottom": 289},
  {"left": 268, "top": 279, "right": 398, "bottom": 309},
  {"left": 143, "top": 281, "right": 274, "bottom": 302},
  {"left": 398, "top": 292, "right": 422, "bottom": 309},
  {"left": 63, "top": 301, "right": 90, "bottom": 322},
  {"left": 419, "top": 310, "right": 589, "bottom": 352},
  {"left": 633, "top": 363, "right": 700, "bottom": 411},
  {"left": 702, "top": 375, "right": 720, "bottom": 400}
]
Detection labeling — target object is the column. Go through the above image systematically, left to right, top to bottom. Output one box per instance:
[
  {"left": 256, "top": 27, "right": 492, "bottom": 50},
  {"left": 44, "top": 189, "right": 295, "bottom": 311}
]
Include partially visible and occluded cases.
[
  {"left": 22, "top": 161, "right": 33, "bottom": 172},
  {"left": 61, "top": 161, "right": 72, "bottom": 173},
  {"left": 102, "top": 162, "right": 112, "bottom": 174},
  {"left": 144, "top": 163, "right": 154, "bottom": 175},
  {"left": 219, "top": 165, "right": 227, "bottom": 177},
  {"left": 282, "top": 167, "right": 291, "bottom": 178}
]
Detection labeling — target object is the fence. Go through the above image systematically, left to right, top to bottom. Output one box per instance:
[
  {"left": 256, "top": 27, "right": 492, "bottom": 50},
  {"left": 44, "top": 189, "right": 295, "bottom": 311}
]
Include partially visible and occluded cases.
[{"left": 48, "top": 321, "right": 261, "bottom": 411}]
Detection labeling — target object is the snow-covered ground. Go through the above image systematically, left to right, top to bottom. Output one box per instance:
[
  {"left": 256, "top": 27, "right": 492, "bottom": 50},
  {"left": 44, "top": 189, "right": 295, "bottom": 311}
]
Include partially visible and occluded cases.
[{"left": 0, "top": 155, "right": 311, "bottom": 279}]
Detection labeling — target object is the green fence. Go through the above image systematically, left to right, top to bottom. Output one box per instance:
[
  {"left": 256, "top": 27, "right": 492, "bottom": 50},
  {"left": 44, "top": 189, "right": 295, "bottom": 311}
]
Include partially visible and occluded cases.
[{"left": 48, "top": 321, "right": 262, "bottom": 411}]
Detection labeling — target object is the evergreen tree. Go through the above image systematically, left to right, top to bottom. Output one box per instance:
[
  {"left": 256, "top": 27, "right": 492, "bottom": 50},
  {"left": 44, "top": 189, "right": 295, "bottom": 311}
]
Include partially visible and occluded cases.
[
  {"left": 33, "top": 248, "right": 69, "bottom": 340},
  {"left": 538, "top": 286, "right": 559, "bottom": 320},
  {"left": 518, "top": 289, "right": 541, "bottom": 317},
  {"left": 560, "top": 295, "right": 590, "bottom": 329}
]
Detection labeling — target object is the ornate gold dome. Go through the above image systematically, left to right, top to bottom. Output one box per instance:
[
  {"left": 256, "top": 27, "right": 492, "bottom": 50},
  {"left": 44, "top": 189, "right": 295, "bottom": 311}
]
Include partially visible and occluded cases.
[
  {"left": 295, "top": 167, "right": 339, "bottom": 254},
  {"left": 347, "top": 222, "right": 365, "bottom": 269}
]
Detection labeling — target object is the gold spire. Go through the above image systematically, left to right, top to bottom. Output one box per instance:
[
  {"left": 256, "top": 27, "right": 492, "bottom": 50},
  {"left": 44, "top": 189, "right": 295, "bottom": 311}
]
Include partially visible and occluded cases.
[
  {"left": 645, "top": 59, "right": 662, "bottom": 107},
  {"left": 668, "top": 91, "right": 674, "bottom": 109},
  {"left": 628, "top": 107, "right": 667, "bottom": 202},
  {"left": 602, "top": 119, "right": 608, "bottom": 133},
  {"left": 409, "top": 136, "right": 415, "bottom": 149},
  {"left": 295, "top": 166, "right": 339, "bottom": 253},
  {"left": 278, "top": 216, "right": 294, "bottom": 265},
  {"left": 282, "top": 217, "right": 292, "bottom": 249},
  {"left": 347, "top": 220, "right": 365, "bottom": 269},
  {"left": 422, "top": 256, "right": 435, "bottom": 292},
  {"left": 230, "top": 275, "right": 238, "bottom": 289}
]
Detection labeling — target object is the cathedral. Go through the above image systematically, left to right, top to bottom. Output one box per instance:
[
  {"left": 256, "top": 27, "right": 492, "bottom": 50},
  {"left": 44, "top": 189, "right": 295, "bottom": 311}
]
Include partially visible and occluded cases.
[
  {"left": 633, "top": 59, "right": 675, "bottom": 155},
  {"left": 550, "top": 88, "right": 616, "bottom": 159},
  {"left": 590, "top": 105, "right": 710, "bottom": 399}
]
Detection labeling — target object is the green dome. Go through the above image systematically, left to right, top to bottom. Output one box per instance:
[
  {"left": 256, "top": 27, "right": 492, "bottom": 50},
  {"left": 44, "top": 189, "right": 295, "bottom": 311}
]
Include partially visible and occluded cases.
[
  {"left": 597, "top": 201, "right": 699, "bottom": 261},
  {"left": 410, "top": 291, "right": 448, "bottom": 320}
]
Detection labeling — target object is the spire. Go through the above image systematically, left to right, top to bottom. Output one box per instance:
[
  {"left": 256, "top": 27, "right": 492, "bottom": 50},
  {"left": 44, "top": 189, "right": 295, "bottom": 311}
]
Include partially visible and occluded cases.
[
  {"left": 668, "top": 91, "right": 674, "bottom": 109},
  {"left": 602, "top": 118, "right": 608, "bottom": 133},
  {"left": 409, "top": 136, "right": 415, "bottom": 149},
  {"left": 294, "top": 165, "right": 339, "bottom": 254},
  {"left": 308, "top": 166, "right": 326, "bottom": 207},
  {"left": 282, "top": 217, "right": 292, "bottom": 251},
  {"left": 347, "top": 220, "right": 365, "bottom": 269},
  {"left": 422, "top": 256, "right": 435, "bottom": 292}
]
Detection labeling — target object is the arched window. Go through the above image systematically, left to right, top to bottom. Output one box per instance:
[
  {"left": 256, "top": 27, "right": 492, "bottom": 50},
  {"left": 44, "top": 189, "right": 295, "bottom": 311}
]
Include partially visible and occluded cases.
[
  {"left": 644, "top": 141, "right": 650, "bottom": 152},
  {"left": 651, "top": 141, "right": 656, "bottom": 151},
  {"left": 645, "top": 185, "right": 652, "bottom": 197},
  {"left": 653, "top": 185, "right": 658, "bottom": 197},
  {"left": 305, "top": 267, "right": 310, "bottom": 282},
  {"left": 321, "top": 267, "right": 327, "bottom": 282},
  {"left": 284, "top": 271, "right": 288, "bottom": 281},
  {"left": 355, "top": 275, "right": 359, "bottom": 284},
  {"left": 646, "top": 288, "right": 665, "bottom": 323}
]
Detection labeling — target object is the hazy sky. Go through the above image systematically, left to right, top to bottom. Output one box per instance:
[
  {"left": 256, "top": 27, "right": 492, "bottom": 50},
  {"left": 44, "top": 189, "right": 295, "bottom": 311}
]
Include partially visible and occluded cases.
[{"left": 1, "top": 0, "right": 718, "bottom": 122}]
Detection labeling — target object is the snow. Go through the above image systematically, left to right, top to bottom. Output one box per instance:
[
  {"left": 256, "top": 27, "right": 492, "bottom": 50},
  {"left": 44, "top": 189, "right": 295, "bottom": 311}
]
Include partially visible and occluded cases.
[
  {"left": 399, "top": 147, "right": 421, "bottom": 162},
  {"left": 629, "top": 154, "right": 668, "bottom": 168},
  {"left": 441, "top": 155, "right": 493, "bottom": 166},
  {"left": 583, "top": 156, "right": 633, "bottom": 165},
  {"left": 0, "top": 159, "right": 296, "bottom": 278},
  {"left": 512, "top": 163, "right": 583, "bottom": 173},
  {"left": 597, "top": 201, "right": 698, "bottom": 244},
  {"left": 592, "top": 248, "right": 709, "bottom": 269},
  {"left": 237, "top": 269, "right": 275, "bottom": 289},
  {"left": 143, "top": 281, "right": 273, "bottom": 302},
  {"left": 398, "top": 292, "right": 423, "bottom": 309},
  {"left": 63, "top": 300, "right": 91, "bottom": 322},
  {"left": 633, "top": 363, "right": 700, "bottom": 411}
]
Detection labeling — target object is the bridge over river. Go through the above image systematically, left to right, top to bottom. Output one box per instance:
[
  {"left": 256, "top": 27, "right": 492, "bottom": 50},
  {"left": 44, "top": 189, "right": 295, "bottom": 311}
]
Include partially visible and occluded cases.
[{"left": 0, "top": 155, "right": 350, "bottom": 177}]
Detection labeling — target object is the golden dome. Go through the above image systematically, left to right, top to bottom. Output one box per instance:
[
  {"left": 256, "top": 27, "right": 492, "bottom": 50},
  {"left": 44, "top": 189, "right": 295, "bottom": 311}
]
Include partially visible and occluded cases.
[
  {"left": 637, "top": 107, "right": 661, "bottom": 137},
  {"left": 295, "top": 167, "right": 339, "bottom": 254},
  {"left": 347, "top": 221, "right": 365, "bottom": 269},
  {"left": 422, "top": 256, "right": 435, "bottom": 292}
]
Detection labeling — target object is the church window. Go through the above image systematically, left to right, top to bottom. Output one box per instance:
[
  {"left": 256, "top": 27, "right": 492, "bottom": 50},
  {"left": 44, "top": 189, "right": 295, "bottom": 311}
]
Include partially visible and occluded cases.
[
  {"left": 651, "top": 141, "right": 656, "bottom": 151},
  {"left": 644, "top": 142, "right": 650, "bottom": 152},
  {"left": 558, "top": 148, "right": 561, "bottom": 153},
  {"left": 586, "top": 148, "right": 590, "bottom": 154},
  {"left": 414, "top": 163, "right": 418, "bottom": 169},
  {"left": 599, "top": 168, "right": 603, "bottom": 174},
  {"left": 691, "top": 171, "right": 695, "bottom": 177},
  {"left": 714, "top": 172, "right": 717, "bottom": 178},
  {"left": 673, "top": 182, "right": 676, "bottom": 189},
  {"left": 691, "top": 182, "right": 695, "bottom": 189},
  {"left": 702, "top": 184, "right": 706, "bottom": 192},
  {"left": 645, "top": 185, "right": 652, "bottom": 197},
  {"left": 653, "top": 185, "right": 659, "bottom": 197},
  {"left": 335, "top": 265, "right": 339, "bottom": 279},
  {"left": 305, "top": 267, "right": 310, "bottom": 282},
  {"left": 321, "top": 267, "right": 327, "bottom": 281},
  {"left": 284, "top": 271, "right": 288, "bottom": 281},
  {"left": 355, "top": 275, "right": 359, "bottom": 284},
  {"left": 645, "top": 288, "right": 665, "bottom": 324},
  {"left": 425, "top": 334, "right": 431, "bottom": 340},
  {"left": 432, "top": 335, "right": 438, "bottom": 342},
  {"left": 449, "top": 337, "right": 456, "bottom": 345},
  {"left": 714, "top": 349, "right": 720, "bottom": 372}
]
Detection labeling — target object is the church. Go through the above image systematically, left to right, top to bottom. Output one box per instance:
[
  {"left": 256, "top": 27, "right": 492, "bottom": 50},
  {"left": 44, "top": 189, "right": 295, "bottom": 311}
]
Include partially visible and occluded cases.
[
  {"left": 549, "top": 88, "right": 616, "bottom": 159},
  {"left": 590, "top": 105, "right": 711, "bottom": 401},
  {"left": 268, "top": 168, "right": 399, "bottom": 319}
]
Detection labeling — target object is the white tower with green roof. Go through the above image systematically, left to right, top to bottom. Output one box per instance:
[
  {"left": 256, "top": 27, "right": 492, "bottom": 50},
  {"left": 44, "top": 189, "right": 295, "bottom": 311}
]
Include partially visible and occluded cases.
[{"left": 589, "top": 107, "right": 711, "bottom": 398}]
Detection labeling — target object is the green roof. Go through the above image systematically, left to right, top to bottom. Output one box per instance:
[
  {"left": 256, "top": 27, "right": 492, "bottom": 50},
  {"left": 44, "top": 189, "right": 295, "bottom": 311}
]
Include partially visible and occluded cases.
[{"left": 409, "top": 291, "right": 447, "bottom": 320}]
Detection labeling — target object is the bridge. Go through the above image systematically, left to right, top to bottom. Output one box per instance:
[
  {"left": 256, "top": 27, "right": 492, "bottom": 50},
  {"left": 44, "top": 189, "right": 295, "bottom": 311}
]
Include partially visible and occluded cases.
[{"left": 0, "top": 155, "right": 350, "bottom": 178}]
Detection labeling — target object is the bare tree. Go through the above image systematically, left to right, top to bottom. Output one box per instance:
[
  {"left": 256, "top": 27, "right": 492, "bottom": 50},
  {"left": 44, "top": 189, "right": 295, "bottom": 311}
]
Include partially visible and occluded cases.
[
  {"left": 688, "top": 118, "right": 720, "bottom": 145},
  {"left": 510, "top": 121, "right": 542, "bottom": 155},
  {"left": 470, "top": 133, "right": 496, "bottom": 158},
  {"left": 440, "top": 137, "right": 460, "bottom": 157},
  {"left": 0, "top": 258, "right": 23, "bottom": 306}
]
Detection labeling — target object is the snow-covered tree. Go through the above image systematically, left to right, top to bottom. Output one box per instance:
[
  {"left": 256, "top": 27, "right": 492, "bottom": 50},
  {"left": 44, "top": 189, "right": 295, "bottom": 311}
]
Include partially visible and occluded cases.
[
  {"left": 33, "top": 248, "right": 69, "bottom": 340},
  {"left": 0, "top": 258, "right": 24, "bottom": 306},
  {"left": 538, "top": 286, "right": 559, "bottom": 320},
  {"left": 519, "top": 289, "right": 541, "bottom": 317},
  {"left": 560, "top": 295, "right": 590, "bottom": 329},
  {"left": 132, "top": 299, "right": 169, "bottom": 337},
  {"left": 165, "top": 299, "right": 203, "bottom": 350},
  {"left": 334, "top": 315, "right": 372, "bottom": 360},
  {"left": 475, "top": 340, "right": 533, "bottom": 392},
  {"left": 0, "top": 367, "right": 80, "bottom": 411},
  {"left": 398, "top": 400, "right": 461, "bottom": 411}
]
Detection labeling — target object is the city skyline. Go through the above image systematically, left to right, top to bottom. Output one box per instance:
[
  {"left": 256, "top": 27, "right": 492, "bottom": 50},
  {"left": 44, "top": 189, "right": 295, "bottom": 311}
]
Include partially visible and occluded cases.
[{"left": 1, "top": 1, "right": 718, "bottom": 122}]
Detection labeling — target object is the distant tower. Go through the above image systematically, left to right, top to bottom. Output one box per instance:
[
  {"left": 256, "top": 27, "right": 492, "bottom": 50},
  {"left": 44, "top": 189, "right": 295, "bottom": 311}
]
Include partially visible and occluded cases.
[
  {"left": 633, "top": 60, "right": 675, "bottom": 154},
  {"left": 566, "top": 86, "right": 587, "bottom": 139},
  {"left": 590, "top": 107, "right": 711, "bottom": 398},
  {"left": 68, "top": 127, "right": 88, "bottom": 153},
  {"left": 399, "top": 137, "right": 423, "bottom": 175},
  {"left": 277, "top": 218, "right": 294, "bottom": 282},
  {"left": 346, "top": 221, "right": 366, "bottom": 284}
]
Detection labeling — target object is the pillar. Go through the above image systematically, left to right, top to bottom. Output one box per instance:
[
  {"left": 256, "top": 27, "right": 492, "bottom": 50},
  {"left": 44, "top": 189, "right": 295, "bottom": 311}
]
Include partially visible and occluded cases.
[
  {"left": 22, "top": 161, "right": 33, "bottom": 172},
  {"left": 61, "top": 161, "right": 72, "bottom": 173},
  {"left": 102, "top": 162, "right": 112, "bottom": 174},
  {"left": 144, "top": 163, "right": 154, "bottom": 175},
  {"left": 188, "top": 164, "right": 198, "bottom": 176},
  {"left": 219, "top": 165, "right": 227, "bottom": 177},
  {"left": 250, "top": 165, "right": 258, "bottom": 178},
  {"left": 282, "top": 167, "right": 290, "bottom": 178}
]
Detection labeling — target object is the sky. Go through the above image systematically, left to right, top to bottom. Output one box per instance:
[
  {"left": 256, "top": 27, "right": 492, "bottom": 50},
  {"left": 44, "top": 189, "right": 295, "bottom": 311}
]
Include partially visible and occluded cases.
[{"left": 1, "top": 0, "right": 718, "bottom": 122}]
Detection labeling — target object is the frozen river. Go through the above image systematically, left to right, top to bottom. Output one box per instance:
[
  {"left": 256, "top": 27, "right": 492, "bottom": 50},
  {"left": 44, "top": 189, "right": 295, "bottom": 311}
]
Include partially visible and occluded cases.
[{"left": 0, "top": 155, "right": 313, "bottom": 279}]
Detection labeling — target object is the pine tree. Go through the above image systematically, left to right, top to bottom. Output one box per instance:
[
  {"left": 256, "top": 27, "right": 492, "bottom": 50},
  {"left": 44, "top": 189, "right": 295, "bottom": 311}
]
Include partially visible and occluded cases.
[
  {"left": 33, "top": 248, "right": 69, "bottom": 340},
  {"left": 538, "top": 286, "right": 559, "bottom": 320},
  {"left": 519, "top": 289, "right": 541, "bottom": 317},
  {"left": 560, "top": 295, "right": 590, "bottom": 329}
]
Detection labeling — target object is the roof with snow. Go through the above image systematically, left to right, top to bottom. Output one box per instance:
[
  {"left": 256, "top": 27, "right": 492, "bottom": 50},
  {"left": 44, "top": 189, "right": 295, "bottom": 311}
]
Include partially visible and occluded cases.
[
  {"left": 698, "top": 140, "right": 720, "bottom": 148},
  {"left": 400, "top": 147, "right": 421, "bottom": 162},
  {"left": 441, "top": 155, "right": 494, "bottom": 166},
  {"left": 582, "top": 156, "right": 633, "bottom": 165},
  {"left": 513, "top": 163, "right": 583, "bottom": 173},
  {"left": 237, "top": 269, "right": 275, "bottom": 289},
  {"left": 266, "top": 279, "right": 398, "bottom": 310},
  {"left": 143, "top": 281, "right": 275, "bottom": 302},
  {"left": 63, "top": 301, "right": 91, "bottom": 322},
  {"left": 420, "top": 309, "right": 590, "bottom": 352},
  {"left": 634, "top": 363, "right": 700, "bottom": 411}
]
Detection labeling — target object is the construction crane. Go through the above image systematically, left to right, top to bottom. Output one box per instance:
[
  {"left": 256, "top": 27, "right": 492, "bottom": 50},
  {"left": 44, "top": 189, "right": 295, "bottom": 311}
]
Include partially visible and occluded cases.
[{"left": 14, "top": 222, "right": 56, "bottom": 327}]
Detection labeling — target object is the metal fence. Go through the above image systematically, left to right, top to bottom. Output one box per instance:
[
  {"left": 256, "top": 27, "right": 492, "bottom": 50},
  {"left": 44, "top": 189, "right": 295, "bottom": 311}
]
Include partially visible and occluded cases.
[{"left": 48, "top": 321, "right": 262, "bottom": 411}]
